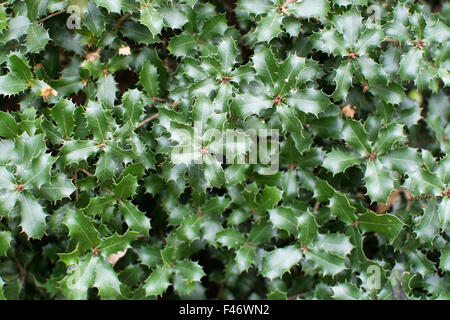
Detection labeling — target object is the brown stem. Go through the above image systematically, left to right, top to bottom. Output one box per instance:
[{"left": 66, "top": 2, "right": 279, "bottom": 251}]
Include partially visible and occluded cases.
[
  {"left": 37, "top": 10, "right": 65, "bottom": 23},
  {"left": 113, "top": 12, "right": 132, "bottom": 30},
  {"left": 135, "top": 113, "right": 159, "bottom": 129},
  {"left": 12, "top": 255, "right": 26, "bottom": 287},
  {"left": 288, "top": 292, "right": 307, "bottom": 300}
]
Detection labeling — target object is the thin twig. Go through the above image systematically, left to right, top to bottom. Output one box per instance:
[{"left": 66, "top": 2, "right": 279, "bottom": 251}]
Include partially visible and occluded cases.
[
  {"left": 37, "top": 10, "right": 65, "bottom": 23},
  {"left": 113, "top": 12, "right": 132, "bottom": 30},
  {"left": 135, "top": 113, "right": 159, "bottom": 129},
  {"left": 79, "top": 168, "right": 93, "bottom": 177},
  {"left": 79, "top": 169, "right": 113, "bottom": 194},
  {"left": 72, "top": 171, "right": 79, "bottom": 201},
  {"left": 12, "top": 255, "right": 26, "bottom": 287},
  {"left": 288, "top": 292, "right": 307, "bottom": 300}
]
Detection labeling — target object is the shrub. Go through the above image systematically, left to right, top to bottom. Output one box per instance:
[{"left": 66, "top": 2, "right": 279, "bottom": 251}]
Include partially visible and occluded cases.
[{"left": 0, "top": 0, "right": 449, "bottom": 300}]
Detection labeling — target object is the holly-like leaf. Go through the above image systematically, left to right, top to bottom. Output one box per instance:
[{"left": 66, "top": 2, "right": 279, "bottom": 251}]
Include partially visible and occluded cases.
[
  {"left": 94, "top": 0, "right": 122, "bottom": 13},
  {"left": 140, "top": 5, "right": 163, "bottom": 37},
  {"left": 254, "top": 11, "right": 283, "bottom": 43},
  {"left": 25, "top": 23, "right": 50, "bottom": 53},
  {"left": 140, "top": 61, "right": 159, "bottom": 98},
  {"left": 333, "top": 61, "right": 354, "bottom": 102},
  {"left": 0, "top": 74, "right": 29, "bottom": 96},
  {"left": 286, "top": 88, "right": 332, "bottom": 116},
  {"left": 51, "top": 99, "right": 75, "bottom": 139},
  {"left": 0, "top": 111, "right": 20, "bottom": 138},
  {"left": 342, "top": 119, "right": 372, "bottom": 156},
  {"left": 323, "top": 149, "right": 362, "bottom": 175},
  {"left": 364, "top": 159, "right": 394, "bottom": 204},
  {"left": 329, "top": 192, "right": 357, "bottom": 224},
  {"left": 18, "top": 193, "right": 47, "bottom": 239},
  {"left": 118, "top": 201, "right": 151, "bottom": 236},
  {"left": 269, "top": 206, "right": 298, "bottom": 235},
  {"left": 64, "top": 209, "right": 100, "bottom": 249},
  {"left": 357, "top": 211, "right": 405, "bottom": 241},
  {"left": 0, "top": 231, "right": 11, "bottom": 256},
  {"left": 260, "top": 245, "right": 302, "bottom": 280},
  {"left": 144, "top": 266, "right": 172, "bottom": 296}
]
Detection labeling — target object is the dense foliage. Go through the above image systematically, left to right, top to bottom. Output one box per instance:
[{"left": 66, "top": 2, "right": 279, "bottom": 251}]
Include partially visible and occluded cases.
[{"left": 0, "top": 0, "right": 449, "bottom": 300}]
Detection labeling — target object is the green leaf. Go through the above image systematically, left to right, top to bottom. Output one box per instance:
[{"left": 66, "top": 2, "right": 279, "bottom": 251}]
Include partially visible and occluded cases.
[
  {"left": 94, "top": 0, "right": 122, "bottom": 13},
  {"left": 237, "top": 0, "right": 273, "bottom": 15},
  {"left": 287, "top": 0, "right": 330, "bottom": 18},
  {"left": 84, "top": 1, "right": 106, "bottom": 37},
  {"left": 140, "top": 5, "right": 163, "bottom": 36},
  {"left": 160, "top": 7, "right": 188, "bottom": 29},
  {"left": 334, "top": 8, "right": 362, "bottom": 48},
  {"left": 255, "top": 11, "right": 283, "bottom": 43},
  {"left": 0, "top": 16, "right": 30, "bottom": 43},
  {"left": 25, "top": 23, "right": 50, "bottom": 53},
  {"left": 311, "top": 29, "right": 348, "bottom": 56},
  {"left": 356, "top": 29, "right": 384, "bottom": 55},
  {"left": 167, "top": 33, "right": 197, "bottom": 57},
  {"left": 217, "top": 37, "right": 237, "bottom": 74},
  {"left": 252, "top": 46, "right": 278, "bottom": 90},
  {"left": 399, "top": 48, "right": 423, "bottom": 81},
  {"left": 8, "top": 53, "right": 32, "bottom": 81},
  {"left": 276, "top": 54, "right": 305, "bottom": 95},
  {"left": 356, "top": 56, "right": 388, "bottom": 86},
  {"left": 140, "top": 60, "right": 159, "bottom": 98},
  {"left": 333, "top": 61, "right": 354, "bottom": 102},
  {"left": 0, "top": 74, "right": 29, "bottom": 96},
  {"left": 96, "top": 75, "right": 118, "bottom": 108},
  {"left": 368, "top": 83, "right": 405, "bottom": 105},
  {"left": 286, "top": 88, "right": 331, "bottom": 116},
  {"left": 122, "top": 89, "right": 145, "bottom": 125},
  {"left": 231, "top": 93, "right": 273, "bottom": 119},
  {"left": 51, "top": 99, "right": 76, "bottom": 139},
  {"left": 85, "top": 101, "right": 112, "bottom": 142},
  {"left": 0, "top": 111, "right": 20, "bottom": 139},
  {"left": 342, "top": 119, "right": 372, "bottom": 156},
  {"left": 373, "top": 123, "right": 406, "bottom": 155},
  {"left": 61, "top": 140, "right": 99, "bottom": 165},
  {"left": 379, "top": 147, "right": 422, "bottom": 174},
  {"left": 323, "top": 149, "right": 362, "bottom": 175},
  {"left": 364, "top": 159, "right": 394, "bottom": 204},
  {"left": 405, "top": 168, "right": 445, "bottom": 197},
  {"left": 114, "top": 174, "right": 138, "bottom": 200},
  {"left": 36, "top": 175, "right": 75, "bottom": 201},
  {"left": 257, "top": 185, "right": 283, "bottom": 214},
  {"left": 18, "top": 192, "right": 47, "bottom": 239},
  {"left": 329, "top": 192, "right": 358, "bottom": 224},
  {"left": 415, "top": 199, "right": 440, "bottom": 244},
  {"left": 118, "top": 201, "right": 151, "bottom": 236},
  {"left": 269, "top": 206, "right": 298, "bottom": 235},
  {"left": 64, "top": 209, "right": 100, "bottom": 249},
  {"left": 297, "top": 209, "right": 319, "bottom": 246},
  {"left": 357, "top": 211, "right": 405, "bottom": 241},
  {"left": 216, "top": 228, "right": 245, "bottom": 249},
  {"left": 97, "top": 230, "right": 139, "bottom": 257},
  {"left": 0, "top": 231, "right": 11, "bottom": 256},
  {"left": 314, "top": 233, "right": 354, "bottom": 257},
  {"left": 235, "top": 244, "right": 256, "bottom": 273},
  {"left": 260, "top": 245, "right": 302, "bottom": 280},
  {"left": 440, "top": 246, "right": 450, "bottom": 272},
  {"left": 304, "top": 248, "right": 346, "bottom": 277},
  {"left": 61, "top": 255, "right": 99, "bottom": 300},
  {"left": 94, "top": 259, "right": 122, "bottom": 299},
  {"left": 173, "top": 260, "right": 205, "bottom": 282},
  {"left": 144, "top": 266, "right": 172, "bottom": 296},
  {"left": 0, "top": 276, "right": 4, "bottom": 300},
  {"left": 332, "top": 283, "right": 367, "bottom": 300}
]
